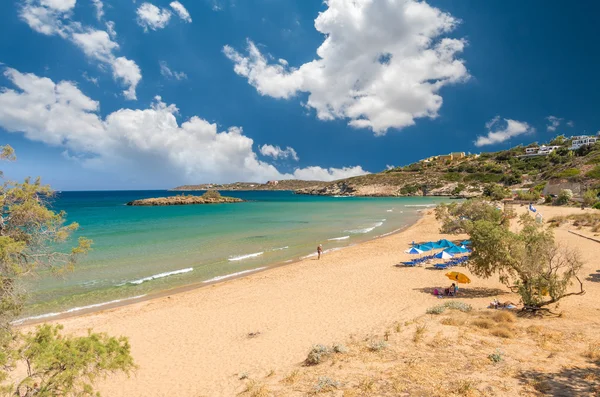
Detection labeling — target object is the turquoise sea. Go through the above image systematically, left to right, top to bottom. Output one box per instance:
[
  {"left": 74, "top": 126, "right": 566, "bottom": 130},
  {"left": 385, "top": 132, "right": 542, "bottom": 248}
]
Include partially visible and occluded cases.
[{"left": 21, "top": 191, "right": 449, "bottom": 321}]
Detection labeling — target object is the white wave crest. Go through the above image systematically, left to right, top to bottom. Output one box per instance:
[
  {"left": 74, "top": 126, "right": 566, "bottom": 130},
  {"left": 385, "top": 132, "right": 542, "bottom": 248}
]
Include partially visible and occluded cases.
[
  {"left": 404, "top": 204, "right": 436, "bottom": 207},
  {"left": 386, "top": 209, "right": 393, "bottom": 212},
  {"left": 345, "top": 221, "right": 384, "bottom": 234},
  {"left": 328, "top": 236, "right": 350, "bottom": 241},
  {"left": 271, "top": 246, "right": 289, "bottom": 251},
  {"left": 228, "top": 252, "right": 264, "bottom": 261},
  {"left": 203, "top": 267, "right": 267, "bottom": 283},
  {"left": 129, "top": 268, "right": 193, "bottom": 285},
  {"left": 12, "top": 295, "right": 147, "bottom": 325}
]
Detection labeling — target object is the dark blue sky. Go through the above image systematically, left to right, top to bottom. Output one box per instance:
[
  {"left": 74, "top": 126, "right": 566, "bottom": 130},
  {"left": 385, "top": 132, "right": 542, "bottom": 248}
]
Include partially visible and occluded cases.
[{"left": 0, "top": 0, "right": 598, "bottom": 190}]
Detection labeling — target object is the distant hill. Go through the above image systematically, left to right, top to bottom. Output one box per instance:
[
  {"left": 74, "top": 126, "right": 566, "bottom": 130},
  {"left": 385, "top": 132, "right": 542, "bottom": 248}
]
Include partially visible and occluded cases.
[
  {"left": 296, "top": 136, "right": 600, "bottom": 197},
  {"left": 171, "top": 179, "right": 329, "bottom": 191}
]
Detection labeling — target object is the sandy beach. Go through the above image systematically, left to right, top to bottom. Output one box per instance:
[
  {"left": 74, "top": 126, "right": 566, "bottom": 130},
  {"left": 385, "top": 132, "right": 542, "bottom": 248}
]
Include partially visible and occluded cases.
[{"left": 24, "top": 204, "right": 600, "bottom": 396}]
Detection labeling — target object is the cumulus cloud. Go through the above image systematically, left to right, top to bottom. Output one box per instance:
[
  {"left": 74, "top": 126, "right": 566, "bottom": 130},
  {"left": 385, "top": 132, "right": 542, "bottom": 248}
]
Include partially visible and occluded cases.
[
  {"left": 19, "top": 0, "right": 141, "bottom": 100},
  {"left": 224, "top": 0, "right": 469, "bottom": 135},
  {"left": 169, "top": 1, "right": 192, "bottom": 23},
  {"left": 136, "top": 3, "right": 172, "bottom": 31},
  {"left": 159, "top": 61, "right": 187, "bottom": 80},
  {"left": 0, "top": 68, "right": 367, "bottom": 184},
  {"left": 474, "top": 116, "right": 535, "bottom": 147},
  {"left": 259, "top": 144, "right": 299, "bottom": 161},
  {"left": 292, "top": 166, "right": 369, "bottom": 182}
]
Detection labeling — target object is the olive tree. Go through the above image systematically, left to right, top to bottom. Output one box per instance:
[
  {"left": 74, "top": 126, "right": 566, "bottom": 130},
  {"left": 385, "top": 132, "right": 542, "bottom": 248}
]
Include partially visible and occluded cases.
[
  {"left": 0, "top": 145, "right": 135, "bottom": 395},
  {"left": 434, "top": 199, "right": 512, "bottom": 234},
  {"left": 468, "top": 213, "right": 584, "bottom": 309}
]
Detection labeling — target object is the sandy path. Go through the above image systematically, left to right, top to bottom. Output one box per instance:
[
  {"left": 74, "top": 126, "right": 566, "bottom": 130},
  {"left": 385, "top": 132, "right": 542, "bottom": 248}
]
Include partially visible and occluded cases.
[{"left": 29, "top": 206, "right": 600, "bottom": 396}]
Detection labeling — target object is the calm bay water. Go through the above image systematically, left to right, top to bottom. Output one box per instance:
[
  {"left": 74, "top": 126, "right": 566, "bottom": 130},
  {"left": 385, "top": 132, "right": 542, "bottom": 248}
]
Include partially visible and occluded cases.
[{"left": 22, "top": 191, "right": 449, "bottom": 319}]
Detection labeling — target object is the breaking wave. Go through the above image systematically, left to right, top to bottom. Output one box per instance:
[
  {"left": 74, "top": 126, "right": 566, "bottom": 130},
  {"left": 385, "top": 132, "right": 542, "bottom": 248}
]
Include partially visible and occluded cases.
[{"left": 228, "top": 252, "right": 264, "bottom": 261}]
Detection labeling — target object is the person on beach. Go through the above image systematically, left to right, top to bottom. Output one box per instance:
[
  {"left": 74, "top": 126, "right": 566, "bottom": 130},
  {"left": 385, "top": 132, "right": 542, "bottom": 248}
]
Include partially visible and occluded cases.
[{"left": 317, "top": 244, "right": 323, "bottom": 260}]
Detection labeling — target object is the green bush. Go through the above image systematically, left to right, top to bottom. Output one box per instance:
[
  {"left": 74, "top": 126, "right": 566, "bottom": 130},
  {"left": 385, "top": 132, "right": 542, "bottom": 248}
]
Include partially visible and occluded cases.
[
  {"left": 586, "top": 166, "right": 600, "bottom": 179},
  {"left": 555, "top": 168, "right": 581, "bottom": 179},
  {"left": 443, "top": 172, "right": 462, "bottom": 182},
  {"left": 464, "top": 173, "right": 503, "bottom": 183},
  {"left": 400, "top": 184, "right": 420, "bottom": 195},
  {"left": 556, "top": 189, "right": 573, "bottom": 205},
  {"left": 516, "top": 191, "right": 541, "bottom": 201},
  {"left": 593, "top": 202, "right": 600, "bottom": 210}
]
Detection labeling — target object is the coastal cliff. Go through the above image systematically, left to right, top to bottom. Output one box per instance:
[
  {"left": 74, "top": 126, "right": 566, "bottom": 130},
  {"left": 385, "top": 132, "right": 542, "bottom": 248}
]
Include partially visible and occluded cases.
[{"left": 127, "top": 191, "right": 243, "bottom": 206}]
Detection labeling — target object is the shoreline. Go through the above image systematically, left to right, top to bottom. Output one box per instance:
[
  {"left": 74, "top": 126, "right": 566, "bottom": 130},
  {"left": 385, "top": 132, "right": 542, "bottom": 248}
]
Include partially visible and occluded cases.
[
  {"left": 21, "top": 205, "right": 599, "bottom": 397},
  {"left": 16, "top": 214, "right": 421, "bottom": 327}
]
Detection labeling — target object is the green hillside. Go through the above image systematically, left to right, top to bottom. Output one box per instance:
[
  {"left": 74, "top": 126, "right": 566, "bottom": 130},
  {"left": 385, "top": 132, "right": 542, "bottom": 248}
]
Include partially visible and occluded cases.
[{"left": 296, "top": 135, "right": 600, "bottom": 198}]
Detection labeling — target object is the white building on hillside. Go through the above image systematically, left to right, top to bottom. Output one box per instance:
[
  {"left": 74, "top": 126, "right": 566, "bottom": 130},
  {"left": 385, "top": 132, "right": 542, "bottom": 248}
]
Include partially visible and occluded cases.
[
  {"left": 569, "top": 134, "right": 599, "bottom": 150},
  {"left": 538, "top": 145, "right": 560, "bottom": 154}
]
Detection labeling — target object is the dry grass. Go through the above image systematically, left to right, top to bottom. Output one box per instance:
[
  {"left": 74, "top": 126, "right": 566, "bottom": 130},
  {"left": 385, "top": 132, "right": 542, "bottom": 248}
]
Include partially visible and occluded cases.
[
  {"left": 549, "top": 213, "right": 600, "bottom": 232},
  {"left": 256, "top": 308, "right": 600, "bottom": 396},
  {"left": 491, "top": 311, "right": 516, "bottom": 323},
  {"left": 471, "top": 318, "right": 495, "bottom": 329},
  {"left": 413, "top": 323, "right": 427, "bottom": 343},
  {"left": 491, "top": 326, "right": 515, "bottom": 339},
  {"left": 583, "top": 342, "right": 600, "bottom": 360},
  {"left": 281, "top": 369, "right": 301, "bottom": 385},
  {"left": 241, "top": 380, "right": 271, "bottom": 397}
]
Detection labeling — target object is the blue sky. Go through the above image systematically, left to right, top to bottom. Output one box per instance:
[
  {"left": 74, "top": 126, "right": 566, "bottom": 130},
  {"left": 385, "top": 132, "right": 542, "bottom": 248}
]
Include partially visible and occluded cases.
[{"left": 0, "top": 0, "right": 599, "bottom": 190}]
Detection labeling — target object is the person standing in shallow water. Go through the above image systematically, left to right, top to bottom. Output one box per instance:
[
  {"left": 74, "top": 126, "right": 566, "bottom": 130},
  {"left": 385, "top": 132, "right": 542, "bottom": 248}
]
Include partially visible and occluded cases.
[{"left": 317, "top": 244, "right": 323, "bottom": 260}]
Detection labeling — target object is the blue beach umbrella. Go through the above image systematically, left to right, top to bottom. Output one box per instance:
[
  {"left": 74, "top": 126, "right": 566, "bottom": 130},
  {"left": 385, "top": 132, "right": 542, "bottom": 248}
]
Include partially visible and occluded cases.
[
  {"left": 436, "top": 239, "right": 455, "bottom": 248},
  {"left": 460, "top": 240, "right": 471, "bottom": 246},
  {"left": 416, "top": 243, "right": 434, "bottom": 252},
  {"left": 445, "top": 245, "right": 468, "bottom": 254},
  {"left": 404, "top": 247, "right": 424, "bottom": 255},
  {"left": 434, "top": 251, "right": 454, "bottom": 260}
]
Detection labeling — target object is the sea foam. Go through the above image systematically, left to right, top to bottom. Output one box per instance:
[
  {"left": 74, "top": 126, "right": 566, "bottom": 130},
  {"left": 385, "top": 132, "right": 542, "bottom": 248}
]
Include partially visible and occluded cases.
[
  {"left": 404, "top": 204, "right": 436, "bottom": 208},
  {"left": 345, "top": 221, "right": 384, "bottom": 234},
  {"left": 328, "top": 236, "right": 350, "bottom": 241},
  {"left": 271, "top": 246, "right": 289, "bottom": 251},
  {"left": 228, "top": 252, "right": 264, "bottom": 261},
  {"left": 203, "top": 267, "right": 267, "bottom": 283},
  {"left": 128, "top": 268, "right": 193, "bottom": 285},
  {"left": 12, "top": 295, "right": 147, "bottom": 325}
]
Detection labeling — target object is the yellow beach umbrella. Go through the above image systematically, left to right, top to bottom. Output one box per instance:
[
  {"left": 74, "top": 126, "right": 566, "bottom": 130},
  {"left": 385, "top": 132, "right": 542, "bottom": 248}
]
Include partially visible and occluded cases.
[{"left": 445, "top": 271, "right": 471, "bottom": 284}]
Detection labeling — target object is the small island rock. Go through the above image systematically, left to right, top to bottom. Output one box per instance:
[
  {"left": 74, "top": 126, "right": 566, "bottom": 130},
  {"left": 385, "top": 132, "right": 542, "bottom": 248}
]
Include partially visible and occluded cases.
[{"left": 127, "top": 191, "right": 243, "bottom": 206}]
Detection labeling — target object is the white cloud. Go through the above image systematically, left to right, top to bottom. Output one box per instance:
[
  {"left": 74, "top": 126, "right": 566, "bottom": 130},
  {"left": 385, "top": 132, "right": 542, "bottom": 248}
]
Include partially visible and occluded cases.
[
  {"left": 40, "top": 0, "right": 76, "bottom": 12},
  {"left": 91, "top": 0, "right": 104, "bottom": 20},
  {"left": 224, "top": 0, "right": 469, "bottom": 135},
  {"left": 19, "top": 1, "right": 141, "bottom": 100},
  {"left": 169, "top": 1, "right": 192, "bottom": 23},
  {"left": 136, "top": 3, "right": 172, "bottom": 31},
  {"left": 105, "top": 21, "right": 116, "bottom": 38},
  {"left": 159, "top": 61, "right": 187, "bottom": 80},
  {"left": 0, "top": 68, "right": 367, "bottom": 184},
  {"left": 82, "top": 71, "right": 99, "bottom": 85},
  {"left": 546, "top": 115, "right": 562, "bottom": 132},
  {"left": 474, "top": 116, "right": 535, "bottom": 147},
  {"left": 566, "top": 121, "right": 574, "bottom": 128},
  {"left": 259, "top": 144, "right": 299, "bottom": 161},
  {"left": 292, "top": 166, "right": 369, "bottom": 182}
]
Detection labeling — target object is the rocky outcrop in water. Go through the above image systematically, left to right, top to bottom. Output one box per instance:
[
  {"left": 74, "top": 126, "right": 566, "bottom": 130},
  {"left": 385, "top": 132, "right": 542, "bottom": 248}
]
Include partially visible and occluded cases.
[{"left": 127, "top": 191, "right": 244, "bottom": 206}]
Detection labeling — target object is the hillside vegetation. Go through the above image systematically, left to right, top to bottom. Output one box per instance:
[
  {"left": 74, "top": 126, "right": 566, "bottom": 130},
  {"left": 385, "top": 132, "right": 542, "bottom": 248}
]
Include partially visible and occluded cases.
[{"left": 297, "top": 136, "right": 600, "bottom": 198}]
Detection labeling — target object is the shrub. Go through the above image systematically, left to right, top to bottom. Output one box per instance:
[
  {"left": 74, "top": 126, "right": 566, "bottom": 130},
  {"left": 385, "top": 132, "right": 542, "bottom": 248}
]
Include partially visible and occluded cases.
[
  {"left": 586, "top": 166, "right": 600, "bottom": 179},
  {"left": 555, "top": 168, "right": 581, "bottom": 179},
  {"left": 443, "top": 172, "right": 462, "bottom": 182},
  {"left": 452, "top": 183, "right": 466, "bottom": 196},
  {"left": 400, "top": 184, "right": 420, "bottom": 195},
  {"left": 482, "top": 184, "right": 511, "bottom": 200},
  {"left": 556, "top": 189, "right": 573, "bottom": 205},
  {"left": 201, "top": 190, "right": 222, "bottom": 199},
  {"left": 516, "top": 190, "right": 541, "bottom": 201},
  {"left": 583, "top": 190, "right": 599, "bottom": 207},
  {"left": 594, "top": 202, "right": 600, "bottom": 210},
  {"left": 444, "top": 301, "right": 473, "bottom": 312},
  {"left": 426, "top": 305, "right": 446, "bottom": 315},
  {"left": 491, "top": 311, "right": 516, "bottom": 323},
  {"left": 471, "top": 319, "right": 495, "bottom": 329},
  {"left": 413, "top": 324, "right": 427, "bottom": 343},
  {"left": 491, "top": 327, "right": 514, "bottom": 339},
  {"left": 368, "top": 340, "right": 388, "bottom": 352},
  {"left": 332, "top": 344, "right": 348, "bottom": 354},
  {"left": 305, "top": 345, "right": 330, "bottom": 366},
  {"left": 488, "top": 349, "right": 504, "bottom": 363},
  {"left": 313, "top": 377, "right": 340, "bottom": 393}
]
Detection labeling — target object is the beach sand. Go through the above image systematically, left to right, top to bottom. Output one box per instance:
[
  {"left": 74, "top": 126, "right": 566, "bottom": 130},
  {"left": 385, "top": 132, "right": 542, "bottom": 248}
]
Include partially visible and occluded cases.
[{"left": 23, "top": 205, "right": 600, "bottom": 396}]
